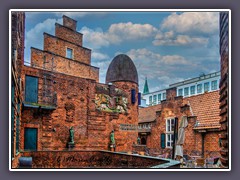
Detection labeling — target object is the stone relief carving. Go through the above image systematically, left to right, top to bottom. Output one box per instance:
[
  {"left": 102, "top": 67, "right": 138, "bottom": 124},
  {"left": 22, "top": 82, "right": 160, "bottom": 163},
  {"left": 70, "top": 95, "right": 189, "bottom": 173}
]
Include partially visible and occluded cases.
[{"left": 95, "top": 94, "right": 128, "bottom": 113}]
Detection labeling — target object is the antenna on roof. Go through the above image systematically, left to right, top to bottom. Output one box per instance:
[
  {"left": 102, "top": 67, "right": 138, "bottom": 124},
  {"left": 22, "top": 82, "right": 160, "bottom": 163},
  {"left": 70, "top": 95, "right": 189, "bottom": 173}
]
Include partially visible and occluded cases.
[{"left": 199, "top": 72, "right": 205, "bottom": 77}]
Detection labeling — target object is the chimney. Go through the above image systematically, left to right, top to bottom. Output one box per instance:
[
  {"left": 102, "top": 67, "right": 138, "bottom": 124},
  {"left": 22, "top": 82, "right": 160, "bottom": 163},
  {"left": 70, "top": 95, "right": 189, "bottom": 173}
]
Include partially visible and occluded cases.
[
  {"left": 63, "top": 15, "right": 77, "bottom": 31},
  {"left": 166, "top": 87, "right": 177, "bottom": 101}
]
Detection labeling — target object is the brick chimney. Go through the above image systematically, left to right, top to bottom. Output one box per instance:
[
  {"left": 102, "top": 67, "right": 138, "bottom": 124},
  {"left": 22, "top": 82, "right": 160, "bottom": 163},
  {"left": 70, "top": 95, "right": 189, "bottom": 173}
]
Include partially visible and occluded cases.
[
  {"left": 63, "top": 15, "right": 77, "bottom": 31},
  {"left": 166, "top": 87, "right": 177, "bottom": 101}
]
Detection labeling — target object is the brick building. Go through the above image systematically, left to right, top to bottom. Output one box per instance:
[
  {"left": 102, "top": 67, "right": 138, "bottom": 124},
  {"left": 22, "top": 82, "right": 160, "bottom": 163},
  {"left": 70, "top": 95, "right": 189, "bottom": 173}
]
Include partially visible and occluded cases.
[
  {"left": 11, "top": 12, "right": 25, "bottom": 167},
  {"left": 219, "top": 12, "right": 229, "bottom": 168},
  {"left": 11, "top": 15, "right": 140, "bottom": 168},
  {"left": 138, "top": 87, "right": 221, "bottom": 158}
]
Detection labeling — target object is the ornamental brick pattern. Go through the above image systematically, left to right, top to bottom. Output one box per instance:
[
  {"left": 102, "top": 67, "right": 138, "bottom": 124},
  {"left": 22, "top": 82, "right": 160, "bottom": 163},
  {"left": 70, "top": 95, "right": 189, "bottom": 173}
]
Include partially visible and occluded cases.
[{"left": 219, "top": 12, "right": 229, "bottom": 168}]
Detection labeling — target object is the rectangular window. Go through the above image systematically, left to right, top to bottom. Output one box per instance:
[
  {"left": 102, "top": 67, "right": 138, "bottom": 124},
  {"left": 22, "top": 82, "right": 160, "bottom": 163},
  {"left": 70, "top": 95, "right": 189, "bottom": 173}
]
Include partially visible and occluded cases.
[
  {"left": 66, "top": 48, "right": 73, "bottom": 59},
  {"left": 25, "top": 75, "right": 38, "bottom": 103},
  {"left": 211, "top": 80, "right": 218, "bottom": 90},
  {"left": 204, "top": 82, "right": 210, "bottom": 92},
  {"left": 197, "top": 84, "right": 202, "bottom": 94},
  {"left": 190, "top": 86, "right": 195, "bottom": 95},
  {"left": 184, "top": 87, "right": 189, "bottom": 96},
  {"left": 178, "top": 89, "right": 183, "bottom": 96},
  {"left": 163, "top": 93, "right": 166, "bottom": 100},
  {"left": 158, "top": 94, "right": 161, "bottom": 103},
  {"left": 153, "top": 95, "right": 157, "bottom": 104},
  {"left": 149, "top": 96, "right": 152, "bottom": 105},
  {"left": 166, "top": 118, "right": 175, "bottom": 148}
]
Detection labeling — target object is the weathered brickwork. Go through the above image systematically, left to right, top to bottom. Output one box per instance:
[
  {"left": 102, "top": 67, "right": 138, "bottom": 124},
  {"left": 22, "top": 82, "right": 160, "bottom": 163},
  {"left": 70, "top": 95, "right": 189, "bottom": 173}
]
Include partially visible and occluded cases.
[
  {"left": 11, "top": 11, "right": 25, "bottom": 168},
  {"left": 219, "top": 12, "right": 229, "bottom": 168},
  {"left": 15, "top": 16, "right": 140, "bottom": 163},
  {"left": 55, "top": 23, "right": 83, "bottom": 47},
  {"left": 43, "top": 33, "right": 90, "bottom": 64},
  {"left": 31, "top": 47, "right": 99, "bottom": 81},
  {"left": 20, "top": 65, "right": 139, "bottom": 153},
  {"left": 139, "top": 89, "right": 221, "bottom": 158}
]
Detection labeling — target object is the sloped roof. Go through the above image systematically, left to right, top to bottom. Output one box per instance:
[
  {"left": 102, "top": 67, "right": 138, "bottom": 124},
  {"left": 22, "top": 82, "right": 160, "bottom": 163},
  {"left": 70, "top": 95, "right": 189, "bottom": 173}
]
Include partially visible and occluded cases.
[
  {"left": 184, "top": 90, "right": 220, "bottom": 130},
  {"left": 139, "top": 104, "right": 162, "bottom": 123}
]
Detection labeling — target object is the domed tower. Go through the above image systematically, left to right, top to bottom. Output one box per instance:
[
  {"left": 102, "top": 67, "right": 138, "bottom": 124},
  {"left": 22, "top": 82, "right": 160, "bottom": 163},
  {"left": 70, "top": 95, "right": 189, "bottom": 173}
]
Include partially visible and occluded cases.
[{"left": 105, "top": 54, "right": 139, "bottom": 152}]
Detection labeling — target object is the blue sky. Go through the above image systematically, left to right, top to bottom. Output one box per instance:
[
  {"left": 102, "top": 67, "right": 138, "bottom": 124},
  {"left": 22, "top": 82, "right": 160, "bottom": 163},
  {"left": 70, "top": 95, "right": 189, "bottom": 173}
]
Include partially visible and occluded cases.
[{"left": 24, "top": 11, "right": 220, "bottom": 93}]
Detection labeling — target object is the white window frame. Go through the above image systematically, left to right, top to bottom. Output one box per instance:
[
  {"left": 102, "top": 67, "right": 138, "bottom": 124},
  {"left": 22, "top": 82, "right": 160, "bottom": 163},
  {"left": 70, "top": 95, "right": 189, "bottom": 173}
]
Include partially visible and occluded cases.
[
  {"left": 66, "top": 47, "right": 73, "bottom": 59},
  {"left": 211, "top": 80, "right": 218, "bottom": 90},
  {"left": 204, "top": 82, "right": 210, "bottom": 92},
  {"left": 197, "top": 84, "right": 202, "bottom": 94},
  {"left": 190, "top": 85, "right": 195, "bottom": 95},
  {"left": 178, "top": 88, "right": 183, "bottom": 96},
  {"left": 158, "top": 93, "right": 161, "bottom": 103},
  {"left": 163, "top": 93, "right": 166, "bottom": 100},
  {"left": 165, "top": 118, "right": 175, "bottom": 148}
]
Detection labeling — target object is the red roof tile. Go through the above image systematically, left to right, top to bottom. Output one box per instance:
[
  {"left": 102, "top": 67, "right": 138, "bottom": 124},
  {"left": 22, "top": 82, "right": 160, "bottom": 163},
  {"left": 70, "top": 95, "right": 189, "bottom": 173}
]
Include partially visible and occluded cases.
[
  {"left": 184, "top": 90, "right": 220, "bottom": 130},
  {"left": 139, "top": 104, "right": 161, "bottom": 123}
]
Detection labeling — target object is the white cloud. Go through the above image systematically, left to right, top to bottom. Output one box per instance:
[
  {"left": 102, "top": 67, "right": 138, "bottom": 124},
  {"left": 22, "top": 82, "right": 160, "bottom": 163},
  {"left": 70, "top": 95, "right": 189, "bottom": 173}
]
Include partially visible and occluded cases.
[
  {"left": 161, "top": 12, "right": 219, "bottom": 34},
  {"left": 25, "top": 18, "right": 62, "bottom": 62},
  {"left": 79, "top": 22, "right": 157, "bottom": 49},
  {"left": 153, "top": 31, "right": 209, "bottom": 46},
  {"left": 122, "top": 48, "right": 205, "bottom": 92},
  {"left": 92, "top": 51, "right": 110, "bottom": 61}
]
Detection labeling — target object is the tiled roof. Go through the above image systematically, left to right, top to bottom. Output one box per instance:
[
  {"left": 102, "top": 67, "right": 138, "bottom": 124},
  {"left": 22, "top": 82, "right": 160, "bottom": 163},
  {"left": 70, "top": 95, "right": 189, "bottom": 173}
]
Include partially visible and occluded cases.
[
  {"left": 184, "top": 90, "right": 220, "bottom": 130},
  {"left": 139, "top": 104, "right": 162, "bottom": 123}
]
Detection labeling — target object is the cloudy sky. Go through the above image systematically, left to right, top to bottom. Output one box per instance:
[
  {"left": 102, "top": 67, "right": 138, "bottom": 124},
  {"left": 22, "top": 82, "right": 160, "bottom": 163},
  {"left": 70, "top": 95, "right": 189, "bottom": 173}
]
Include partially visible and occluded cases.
[{"left": 24, "top": 10, "right": 220, "bottom": 93}]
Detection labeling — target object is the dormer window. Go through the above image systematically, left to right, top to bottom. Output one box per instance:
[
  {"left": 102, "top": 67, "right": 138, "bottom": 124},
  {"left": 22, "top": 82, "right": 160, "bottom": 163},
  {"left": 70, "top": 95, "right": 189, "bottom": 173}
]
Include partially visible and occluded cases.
[{"left": 66, "top": 48, "right": 73, "bottom": 59}]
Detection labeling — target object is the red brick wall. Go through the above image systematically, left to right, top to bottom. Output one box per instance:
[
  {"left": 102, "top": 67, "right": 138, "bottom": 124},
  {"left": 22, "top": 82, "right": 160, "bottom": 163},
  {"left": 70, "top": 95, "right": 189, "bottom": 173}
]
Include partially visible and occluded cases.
[
  {"left": 11, "top": 11, "right": 25, "bottom": 168},
  {"left": 219, "top": 12, "right": 229, "bottom": 168},
  {"left": 55, "top": 23, "right": 82, "bottom": 46},
  {"left": 43, "top": 33, "right": 90, "bottom": 64},
  {"left": 31, "top": 48, "right": 99, "bottom": 81},
  {"left": 21, "top": 66, "right": 139, "bottom": 153},
  {"left": 141, "top": 88, "right": 221, "bottom": 157}
]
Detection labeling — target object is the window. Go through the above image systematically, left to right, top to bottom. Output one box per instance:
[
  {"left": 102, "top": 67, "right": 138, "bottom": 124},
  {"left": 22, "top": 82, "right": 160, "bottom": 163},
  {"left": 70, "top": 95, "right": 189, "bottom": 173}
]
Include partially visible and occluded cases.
[
  {"left": 66, "top": 48, "right": 73, "bottom": 59},
  {"left": 25, "top": 75, "right": 38, "bottom": 103},
  {"left": 211, "top": 80, "right": 218, "bottom": 90},
  {"left": 204, "top": 82, "right": 210, "bottom": 92},
  {"left": 197, "top": 84, "right": 202, "bottom": 94},
  {"left": 190, "top": 86, "right": 195, "bottom": 95},
  {"left": 184, "top": 87, "right": 189, "bottom": 96},
  {"left": 178, "top": 89, "right": 183, "bottom": 96},
  {"left": 163, "top": 93, "right": 166, "bottom": 100},
  {"left": 158, "top": 94, "right": 161, "bottom": 103},
  {"left": 153, "top": 95, "right": 157, "bottom": 104},
  {"left": 149, "top": 96, "right": 152, "bottom": 105},
  {"left": 166, "top": 118, "right": 175, "bottom": 148}
]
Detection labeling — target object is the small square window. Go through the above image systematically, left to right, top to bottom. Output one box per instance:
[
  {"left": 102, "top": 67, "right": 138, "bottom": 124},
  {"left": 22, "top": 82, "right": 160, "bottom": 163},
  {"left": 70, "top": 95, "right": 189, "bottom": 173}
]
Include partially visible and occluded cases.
[{"left": 66, "top": 48, "right": 73, "bottom": 59}]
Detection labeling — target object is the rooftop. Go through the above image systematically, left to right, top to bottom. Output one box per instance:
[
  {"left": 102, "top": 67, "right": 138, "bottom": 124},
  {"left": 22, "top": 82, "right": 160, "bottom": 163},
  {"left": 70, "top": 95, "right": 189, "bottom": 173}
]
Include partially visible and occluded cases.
[{"left": 139, "top": 90, "right": 220, "bottom": 130}]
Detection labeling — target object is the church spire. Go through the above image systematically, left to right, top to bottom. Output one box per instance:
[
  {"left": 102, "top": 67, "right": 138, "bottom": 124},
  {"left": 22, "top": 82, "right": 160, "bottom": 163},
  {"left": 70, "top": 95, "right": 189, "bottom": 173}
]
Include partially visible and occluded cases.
[{"left": 143, "top": 77, "right": 149, "bottom": 94}]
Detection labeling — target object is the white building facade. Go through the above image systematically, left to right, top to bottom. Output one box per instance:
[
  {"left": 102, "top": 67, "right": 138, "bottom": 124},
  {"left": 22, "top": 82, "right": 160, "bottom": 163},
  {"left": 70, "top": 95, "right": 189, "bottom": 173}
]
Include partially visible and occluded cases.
[{"left": 142, "top": 71, "right": 220, "bottom": 107}]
